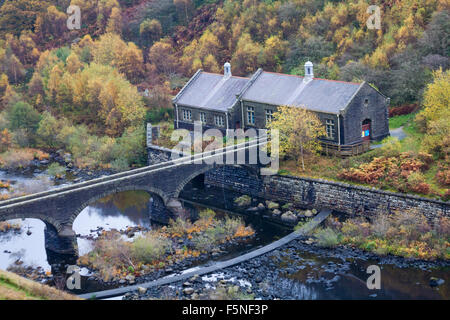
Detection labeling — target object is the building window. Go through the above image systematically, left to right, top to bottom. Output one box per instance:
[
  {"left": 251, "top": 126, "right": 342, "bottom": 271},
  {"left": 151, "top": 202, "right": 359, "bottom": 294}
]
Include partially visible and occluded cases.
[
  {"left": 364, "top": 98, "right": 369, "bottom": 107},
  {"left": 247, "top": 107, "right": 255, "bottom": 125},
  {"left": 182, "top": 109, "right": 192, "bottom": 121},
  {"left": 265, "top": 109, "right": 274, "bottom": 124},
  {"left": 200, "top": 112, "right": 207, "bottom": 124},
  {"left": 214, "top": 115, "right": 225, "bottom": 127},
  {"left": 326, "top": 119, "right": 335, "bottom": 139}
]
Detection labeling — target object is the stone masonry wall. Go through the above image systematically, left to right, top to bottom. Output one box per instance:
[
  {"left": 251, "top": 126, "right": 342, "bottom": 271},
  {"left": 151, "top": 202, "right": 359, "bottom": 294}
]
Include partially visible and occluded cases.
[
  {"left": 147, "top": 145, "right": 186, "bottom": 165},
  {"left": 205, "top": 167, "right": 449, "bottom": 221}
]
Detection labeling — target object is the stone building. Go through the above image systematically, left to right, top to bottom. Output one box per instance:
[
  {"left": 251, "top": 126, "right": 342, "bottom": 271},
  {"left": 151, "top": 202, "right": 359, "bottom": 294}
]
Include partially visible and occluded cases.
[{"left": 172, "top": 62, "right": 390, "bottom": 153}]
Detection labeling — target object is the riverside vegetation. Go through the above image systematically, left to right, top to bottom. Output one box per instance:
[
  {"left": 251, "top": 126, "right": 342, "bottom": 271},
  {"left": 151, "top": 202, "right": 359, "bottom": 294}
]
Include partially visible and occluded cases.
[
  {"left": 0, "top": 0, "right": 448, "bottom": 200},
  {"left": 78, "top": 209, "right": 255, "bottom": 282},
  {"left": 304, "top": 210, "right": 450, "bottom": 261}
]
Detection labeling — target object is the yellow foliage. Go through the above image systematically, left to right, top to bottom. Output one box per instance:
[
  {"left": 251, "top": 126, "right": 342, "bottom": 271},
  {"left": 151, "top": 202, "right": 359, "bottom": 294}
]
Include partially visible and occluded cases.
[{"left": 267, "top": 105, "right": 326, "bottom": 170}]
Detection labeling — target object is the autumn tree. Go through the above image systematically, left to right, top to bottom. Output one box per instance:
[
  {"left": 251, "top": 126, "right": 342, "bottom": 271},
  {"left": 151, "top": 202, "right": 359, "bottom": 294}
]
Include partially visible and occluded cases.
[
  {"left": 0, "top": 0, "right": 47, "bottom": 37},
  {"left": 106, "top": 7, "right": 123, "bottom": 35},
  {"left": 92, "top": 33, "right": 144, "bottom": 84},
  {"left": 231, "top": 33, "right": 261, "bottom": 75},
  {"left": 148, "top": 40, "right": 179, "bottom": 75},
  {"left": 114, "top": 42, "right": 144, "bottom": 84},
  {"left": 0, "top": 46, "right": 26, "bottom": 84},
  {"left": 66, "top": 53, "right": 83, "bottom": 74},
  {"left": 416, "top": 69, "right": 450, "bottom": 157},
  {"left": 0, "top": 74, "right": 8, "bottom": 100},
  {"left": 267, "top": 105, "right": 326, "bottom": 171},
  {"left": 37, "top": 111, "right": 64, "bottom": 149},
  {"left": 0, "top": 128, "right": 12, "bottom": 153}
]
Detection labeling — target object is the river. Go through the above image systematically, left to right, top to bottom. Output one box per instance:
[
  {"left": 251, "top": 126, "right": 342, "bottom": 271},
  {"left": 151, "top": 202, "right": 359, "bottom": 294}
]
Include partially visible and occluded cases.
[{"left": 0, "top": 169, "right": 448, "bottom": 299}]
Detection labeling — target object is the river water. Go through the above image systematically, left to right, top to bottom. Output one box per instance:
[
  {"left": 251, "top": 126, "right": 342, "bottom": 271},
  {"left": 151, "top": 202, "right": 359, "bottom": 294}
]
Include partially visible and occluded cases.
[{"left": 0, "top": 170, "right": 449, "bottom": 299}]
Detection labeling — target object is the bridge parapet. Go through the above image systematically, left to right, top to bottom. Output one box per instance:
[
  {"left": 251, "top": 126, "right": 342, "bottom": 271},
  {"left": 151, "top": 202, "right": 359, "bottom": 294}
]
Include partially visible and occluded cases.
[{"left": 0, "top": 138, "right": 273, "bottom": 241}]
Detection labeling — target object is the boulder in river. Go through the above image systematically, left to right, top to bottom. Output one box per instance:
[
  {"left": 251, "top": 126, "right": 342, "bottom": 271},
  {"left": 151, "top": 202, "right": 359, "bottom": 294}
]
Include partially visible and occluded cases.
[
  {"left": 234, "top": 195, "right": 251, "bottom": 207},
  {"left": 266, "top": 201, "right": 279, "bottom": 209},
  {"left": 281, "top": 211, "right": 297, "bottom": 224},
  {"left": 429, "top": 277, "right": 445, "bottom": 287},
  {"left": 138, "top": 287, "right": 147, "bottom": 294},
  {"left": 183, "top": 287, "right": 194, "bottom": 295}
]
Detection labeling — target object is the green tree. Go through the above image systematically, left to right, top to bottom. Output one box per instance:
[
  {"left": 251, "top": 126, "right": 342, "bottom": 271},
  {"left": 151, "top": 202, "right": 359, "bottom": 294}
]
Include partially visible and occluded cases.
[
  {"left": 7, "top": 101, "right": 41, "bottom": 133},
  {"left": 37, "top": 112, "right": 63, "bottom": 149}
]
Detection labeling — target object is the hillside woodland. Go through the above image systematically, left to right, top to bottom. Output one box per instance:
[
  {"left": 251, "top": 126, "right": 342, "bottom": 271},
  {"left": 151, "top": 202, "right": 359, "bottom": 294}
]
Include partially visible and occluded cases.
[{"left": 0, "top": 0, "right": 448, "bottom": 198}]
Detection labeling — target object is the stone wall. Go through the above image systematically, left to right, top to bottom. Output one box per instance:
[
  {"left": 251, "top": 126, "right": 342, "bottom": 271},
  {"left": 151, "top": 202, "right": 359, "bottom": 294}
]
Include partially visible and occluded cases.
[
  {"left": 147, "top": 144, "right": 187, "bottom": 165},
  {"left": 205, "top": 167, "right": 449, "bottom": 220}
]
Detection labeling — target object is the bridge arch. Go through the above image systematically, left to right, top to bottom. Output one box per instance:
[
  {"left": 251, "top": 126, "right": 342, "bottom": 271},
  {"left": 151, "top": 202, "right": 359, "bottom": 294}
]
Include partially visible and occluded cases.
[
  {"left": 173, "top": 164, "right": 261, "bottom": 199},
  {"left": 68, "top": 185, "right": 167, "bottom": 228},
  {"left": 0, "top": 212, "right": 64, "bottom": 233}
]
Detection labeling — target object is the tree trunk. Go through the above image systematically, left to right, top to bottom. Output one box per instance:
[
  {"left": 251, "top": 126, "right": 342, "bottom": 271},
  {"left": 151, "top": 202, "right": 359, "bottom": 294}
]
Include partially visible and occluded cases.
[{"left": 300, "top": 144, "right": 305, "bottom": 171}]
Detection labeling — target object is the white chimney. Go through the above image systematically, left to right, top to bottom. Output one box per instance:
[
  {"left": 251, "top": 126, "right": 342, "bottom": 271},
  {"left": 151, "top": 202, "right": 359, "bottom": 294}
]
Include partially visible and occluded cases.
[
  {"left": 304, "top": 61, "right": 314, "bottom": 83},
  {"left": 224, "top": 62, "right": 232, "bottom": 78}
]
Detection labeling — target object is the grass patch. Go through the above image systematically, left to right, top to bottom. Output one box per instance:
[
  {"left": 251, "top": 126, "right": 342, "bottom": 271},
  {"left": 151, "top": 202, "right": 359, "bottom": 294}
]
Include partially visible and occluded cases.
[
  {"left": 389, "top": 113, "right": 416, "bottom": 130},
  {"left": 0, "top": 270, "right": 80, "bottom": 300}
]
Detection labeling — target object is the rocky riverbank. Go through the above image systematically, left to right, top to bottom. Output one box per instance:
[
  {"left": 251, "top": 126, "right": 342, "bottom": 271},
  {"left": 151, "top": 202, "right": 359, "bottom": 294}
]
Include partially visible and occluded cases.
[
  {"left": 0, "top": 151, "right": 115, "bottom": 199},
  {"left": 124, "top": 235, "right": 450, "bottom": 300}
]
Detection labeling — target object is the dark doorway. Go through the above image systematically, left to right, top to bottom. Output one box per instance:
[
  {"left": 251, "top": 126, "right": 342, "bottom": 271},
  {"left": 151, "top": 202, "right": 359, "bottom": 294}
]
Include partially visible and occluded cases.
[
  {"left": 362, "top": 119, "right": 371, "bottom": 141},
  {"left": 235, "top": 121, "right": 241, "bottom": 129}
]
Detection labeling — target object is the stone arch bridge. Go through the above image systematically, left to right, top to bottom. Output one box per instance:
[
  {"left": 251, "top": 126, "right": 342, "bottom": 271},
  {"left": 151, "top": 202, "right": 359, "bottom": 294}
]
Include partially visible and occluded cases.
[{"left": 0, "top": 139, "right": 271, "bottom": 255}]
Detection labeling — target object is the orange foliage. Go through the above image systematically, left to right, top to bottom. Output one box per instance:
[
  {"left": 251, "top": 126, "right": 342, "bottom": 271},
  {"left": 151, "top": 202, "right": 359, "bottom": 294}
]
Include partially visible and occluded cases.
[{"left": 338, "top": 152, "right": 435, "bottom": 196}]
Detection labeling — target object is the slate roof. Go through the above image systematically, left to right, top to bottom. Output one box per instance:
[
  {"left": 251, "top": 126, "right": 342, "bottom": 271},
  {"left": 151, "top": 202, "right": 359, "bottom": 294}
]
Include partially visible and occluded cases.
[
  {"left": 174, "top": 70, "right": 362, "bottom": 114},
  {"left": 174, "top": 71, "right": 249, "bottom": 112},
  {"left": 241, "top": 71, "right": 362, "bottom": 114}
]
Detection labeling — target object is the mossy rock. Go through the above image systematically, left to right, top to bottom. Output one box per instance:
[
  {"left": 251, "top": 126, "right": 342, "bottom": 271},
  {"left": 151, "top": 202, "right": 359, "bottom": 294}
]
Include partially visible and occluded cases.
[
  {"left": 234, "top": 195, "right": 251, "bottom": 207},
  {"left": 265, "top": 201, "right": 279, "bottom": 209},
  {"left": 281, "top": 203, "right": 293, "bottom": 210}
]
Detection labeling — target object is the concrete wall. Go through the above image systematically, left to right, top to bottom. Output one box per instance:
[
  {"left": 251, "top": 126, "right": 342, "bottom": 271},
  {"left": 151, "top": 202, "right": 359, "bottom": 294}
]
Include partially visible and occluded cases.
[{"left": 205, "top": 166, "right": 449, "bottom": 220}]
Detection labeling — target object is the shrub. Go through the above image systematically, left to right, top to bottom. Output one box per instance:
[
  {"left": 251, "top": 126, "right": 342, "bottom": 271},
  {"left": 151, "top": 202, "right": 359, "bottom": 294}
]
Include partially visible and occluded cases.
[
  {"left": 389, "top": 104, "right": 418, "bottom": 117},
  {"left": 0, "top": 128, "right": 12, "bottom": 153},
  {"left": 379, "top": 137, "right": 402, "bottom": 157},
  {"left": 0, "top": 148, "right": 35, "bottom": 169},
  {"left": 110, "top": 158, "right": 130, "bottom": 172},
  {"left": 47, "top": 163, "right": 66, "bottom": 179},
  {"left": 436, "top": 168, "right": 450, "bottom": 186},
  {"left": 407, "top": 172, "right": 430, "bottom": 194},
  {"left": 443, "top": 189, "right": 450, "bottom": 202},
  {"left": 198, "top": 208, "right": 216, "bottom": 220},
  {"left": 372, "top": 215, "right": 390, "bottom": 237},
  {"left": 224, "top": 217, "right": 243, "bottom": 237},
  {"left": 315, "top": 227, "right": 339, "bottom": 248},
  {"left": 131, "top": 233, "right": 171, "bottom": 264},
  {"left": 192, "top": 234, "right": 215, "bottom": 252}
]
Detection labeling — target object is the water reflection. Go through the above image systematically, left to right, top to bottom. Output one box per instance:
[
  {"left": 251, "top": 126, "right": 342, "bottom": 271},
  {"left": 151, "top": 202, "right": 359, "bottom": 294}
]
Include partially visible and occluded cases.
[
  {"left": 0, "top": 183, "right": 448, "bottom": 299},
  {"left": 74, "top": 191, "right": 154, "bottom": 255},
  {"left": 0, "top": 219, "right": 50, "bottom": 271}
]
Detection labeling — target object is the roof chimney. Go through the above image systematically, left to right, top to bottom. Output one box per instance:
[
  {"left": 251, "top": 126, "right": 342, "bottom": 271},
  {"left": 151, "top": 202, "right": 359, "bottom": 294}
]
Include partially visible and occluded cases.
[
  {"left": 304, "top": 61, "right": 313, "bottom": 83},
  {"left": 224, "top": 62, "right": 232, "bottom": 78}
]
